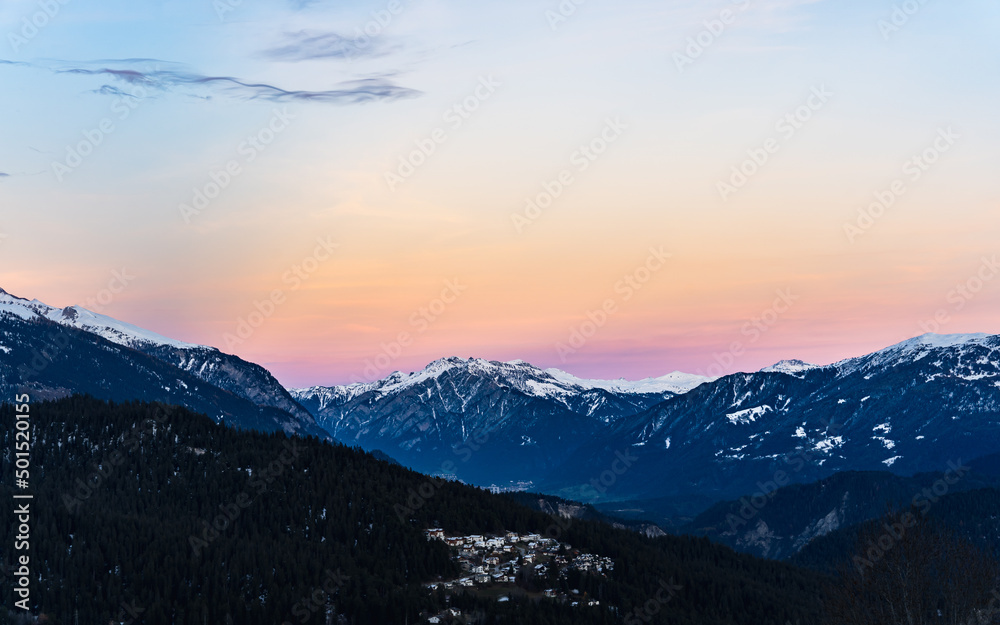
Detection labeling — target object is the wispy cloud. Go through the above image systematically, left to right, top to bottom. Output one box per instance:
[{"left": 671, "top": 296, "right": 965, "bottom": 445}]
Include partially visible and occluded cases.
[
  {"left": 262, "top": 30, "right": 398, "bottom": 62},
  {"left": 1, "top": 57, "right": 421, "bottom": 104},
  {"left": 91, "top": 84, "right": 142, "bottom": 97},
  {"left": 0, "top": 172, "right": 10, "bottom": 179}
]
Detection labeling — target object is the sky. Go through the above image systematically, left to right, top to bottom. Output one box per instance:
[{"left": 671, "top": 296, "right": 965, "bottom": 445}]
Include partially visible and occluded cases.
[{"left": 1, "top": 0, "right": 998, "bottom": 388}]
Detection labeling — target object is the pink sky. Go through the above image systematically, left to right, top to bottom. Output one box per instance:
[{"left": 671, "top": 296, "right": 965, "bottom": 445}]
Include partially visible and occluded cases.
[{"left": 2, "top": 0, "right": 997, "bottom": 388}]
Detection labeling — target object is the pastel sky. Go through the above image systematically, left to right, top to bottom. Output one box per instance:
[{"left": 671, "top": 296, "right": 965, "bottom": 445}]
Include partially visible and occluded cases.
[{"left": 1, "top": 0, "right": 998, "bottom": 387}]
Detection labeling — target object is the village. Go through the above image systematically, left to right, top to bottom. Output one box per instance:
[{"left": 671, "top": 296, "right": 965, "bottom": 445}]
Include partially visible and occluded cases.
[{"left": 420, "top": 528, "right": 613, "bottom": 621}]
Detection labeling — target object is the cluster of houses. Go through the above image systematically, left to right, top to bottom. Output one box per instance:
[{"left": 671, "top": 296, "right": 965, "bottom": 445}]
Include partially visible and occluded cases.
[{"left": 421, "top": 529, "right": 612, "bottom": 607}]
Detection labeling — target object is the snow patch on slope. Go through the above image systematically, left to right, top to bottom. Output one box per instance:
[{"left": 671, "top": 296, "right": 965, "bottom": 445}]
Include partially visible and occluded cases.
[{"left": 726, "top": 405, "right": 773, "bottom": 425}]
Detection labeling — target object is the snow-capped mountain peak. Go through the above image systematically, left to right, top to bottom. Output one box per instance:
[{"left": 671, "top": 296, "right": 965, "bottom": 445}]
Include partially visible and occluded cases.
[
  {"left": 0, "top": 286, "right": 324, "bottom": 438},
  {"left": 0, "top": 287, "right": 203, "bottom": 350},
  {"left": 47, "top": 305, "right": 202, "bottom": 350},
  {"left": 836, "top": 332, "right": 998, "bottom": 376},
  {"left": 895, "top": 332, "right": 991, "bottom": 351},
  {"left": 288, "top": 357, "right": 715, "bottom": 445},
  {"left": 293, "top": 357, "right": 712, "bottom": 405},
  {"left": 761, "top": 359, "right": 819, "bottom": 376},
  {"left": 543, "top": 368, "right": 714, "bottom": 395}
]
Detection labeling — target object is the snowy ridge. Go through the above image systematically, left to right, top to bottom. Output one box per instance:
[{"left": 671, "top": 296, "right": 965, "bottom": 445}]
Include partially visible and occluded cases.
[
  {"left": 0, "top": 287, "right": 203, "bottom": 350},
  {"left": 45, "top": 306, "right": 202, "bottom": 350},
  {"left": 285, "top": 330, "right": 1000, "bottom": 500},
  {"left": 835, "top": 333, "right": 998, "bottom": 376},
  {"left": 291, "top": 357, "right": 713, "bottom": 408},
  {"left": 761, "top": 359, "right": 819, "bottom": 376},
  {"left": 543, "top": 368, "right": 714, "bottom": 395}
]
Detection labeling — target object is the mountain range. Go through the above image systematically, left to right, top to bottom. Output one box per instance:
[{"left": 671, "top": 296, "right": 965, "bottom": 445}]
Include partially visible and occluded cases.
[
  {"left": 3, "top": 286, "right": 999, "bottom": 520},
  {"left": 0, "top": 287, "right": 327, "bottom": 439},
  {"left": 291, "top": 333, "right": 1000, "bottom": 510}
]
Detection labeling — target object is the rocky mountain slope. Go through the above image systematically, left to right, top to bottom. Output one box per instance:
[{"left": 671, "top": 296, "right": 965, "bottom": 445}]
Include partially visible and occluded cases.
[
  {"left": 0, "top": 288, "right": 325, "bottom": 438},
  {"left": 294, "top": 334, "right": 1000, "bottom": 509},
  {"left": 290, "top": 357, "right": 708, "bottom": 483}
]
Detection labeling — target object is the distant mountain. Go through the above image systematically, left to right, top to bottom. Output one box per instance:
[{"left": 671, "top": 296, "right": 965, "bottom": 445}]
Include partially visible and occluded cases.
[
  {"left": 6, "top": 286, "right": 999, "bottom": 516},
  {"left": 0, "top": 287, "right": 325, "bottom": 438},
  {"left": 543, "top": 333, "right": 1000, "bottom": 504},
  {"left": 293, "top": 334, "right": 1000, "bottom": 510},
  {"left": 289, "top": 357, "right": 707, "bottom": 483},
  {"left": 760, "top": 359, "right": 818, "bottom": 375},
  {"left": 541, "top": 367, "right": 715, "bottom": 395},
  {"left": 678, "top": 460, "right": 1000, "bottom": 560},
  {"left": 792, "top": 486, "right": 1000, "bottom": 573},
  {"left": 504, "top": 491, "right": 668, "bottom": 539}
]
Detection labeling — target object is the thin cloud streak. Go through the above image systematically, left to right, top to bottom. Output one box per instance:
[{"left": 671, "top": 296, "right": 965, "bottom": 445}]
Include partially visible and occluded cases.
[
  {"left": 261, "top": 30, "right": 397, "bottom": 62},
  {"left": 1, "top": 57, "right": 421, "bottom": 104}
]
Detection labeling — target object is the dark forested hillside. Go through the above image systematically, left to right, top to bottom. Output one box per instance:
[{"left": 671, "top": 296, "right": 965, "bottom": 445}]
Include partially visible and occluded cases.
[
  {"left": 1, "top": 396, "right": 825, "bottom": 625},
  {"left": 679, "top": 467, "right": 1000, "bottom": 560},
  {"left": 792, "top": 486, "right": 1000, "bottom": 574},
  {"left": 504, "top": 492, "right": 667, "bottom": 537}
]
